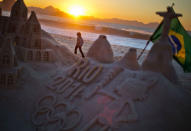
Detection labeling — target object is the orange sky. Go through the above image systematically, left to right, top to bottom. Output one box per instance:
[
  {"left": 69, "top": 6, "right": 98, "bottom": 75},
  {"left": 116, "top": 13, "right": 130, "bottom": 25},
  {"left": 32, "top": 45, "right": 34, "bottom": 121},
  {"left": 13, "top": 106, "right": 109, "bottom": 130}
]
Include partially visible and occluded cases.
[{"left": 11, "top": 0, "right": 191, "bottom": 30}]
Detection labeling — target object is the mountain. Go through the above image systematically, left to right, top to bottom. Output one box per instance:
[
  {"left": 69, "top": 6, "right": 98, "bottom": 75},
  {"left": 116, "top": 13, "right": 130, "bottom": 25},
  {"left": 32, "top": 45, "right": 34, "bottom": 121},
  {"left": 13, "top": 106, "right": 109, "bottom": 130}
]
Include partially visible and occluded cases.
[
  {"left": 0, "top": 0, "right": 15, "bottom": 11},
  {"left": 29, "top": 5, "right": 158, "bottom": 29},
  {"left": 28, "top": 6, "right": 71, "bottom": 18},
  {"left": 80, "top": 17, "right": 158, "bottom": 29},
  {"left": 102, "top": 18, "right": 158, "bottom": 28}
]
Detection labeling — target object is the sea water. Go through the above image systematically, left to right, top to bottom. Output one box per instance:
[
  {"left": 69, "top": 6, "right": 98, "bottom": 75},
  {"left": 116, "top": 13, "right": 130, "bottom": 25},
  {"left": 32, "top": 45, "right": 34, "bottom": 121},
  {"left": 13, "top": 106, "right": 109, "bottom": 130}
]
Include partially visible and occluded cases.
[
  {"left": 3, "top": 11, "right": 153, "bottom": 50},
  {"left": 37, "top": 13, "right": 154, "bottom": 50},
  {"left": 42, "top": 25, "right": 153, "bottom": 50}
]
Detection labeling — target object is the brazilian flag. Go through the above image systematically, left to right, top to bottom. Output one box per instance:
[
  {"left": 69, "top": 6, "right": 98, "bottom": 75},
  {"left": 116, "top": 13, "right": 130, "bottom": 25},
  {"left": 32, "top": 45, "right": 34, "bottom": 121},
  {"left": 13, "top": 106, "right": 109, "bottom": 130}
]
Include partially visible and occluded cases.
[{"left": 150, "top": 18, "right": 191, "bottom": 72}]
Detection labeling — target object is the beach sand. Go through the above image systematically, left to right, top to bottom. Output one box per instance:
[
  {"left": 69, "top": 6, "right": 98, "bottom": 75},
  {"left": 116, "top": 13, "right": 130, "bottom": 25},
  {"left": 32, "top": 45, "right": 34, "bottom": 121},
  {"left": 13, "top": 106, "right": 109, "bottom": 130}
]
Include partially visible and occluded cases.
[
  {"left": 1, "top": 32, "right": 191, "bottom": 131},
  {"left": 50, "top": 33, "right": 191, "bottom": 90},
  {"left": 50, "top": 33, "right": 149, "bottom": 62}
]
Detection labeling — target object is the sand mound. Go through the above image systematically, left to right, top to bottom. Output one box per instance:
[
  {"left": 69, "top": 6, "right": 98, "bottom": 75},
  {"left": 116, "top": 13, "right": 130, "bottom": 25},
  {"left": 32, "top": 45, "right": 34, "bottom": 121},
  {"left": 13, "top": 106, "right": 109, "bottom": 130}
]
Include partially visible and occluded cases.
[
  {"left": 1, "top": 12, "right": 191, "bottom": 130},
  {"left": 41, "top": 30, "right": 78, "bottom": 65},
  {"left": 1, "top": 34, "right": 191, "bottom": 131},
  {"left": 87, "top": 35, "right": 114, "bottom": 63},
  {"left": 142, "top": 39, "right": 179, "bottom": 84},
  {"left": 116, "top": 48, "right": 140, "bottom": 70},
  {"left": 29, "top": 58, "right": 191, "bottom": 131}
]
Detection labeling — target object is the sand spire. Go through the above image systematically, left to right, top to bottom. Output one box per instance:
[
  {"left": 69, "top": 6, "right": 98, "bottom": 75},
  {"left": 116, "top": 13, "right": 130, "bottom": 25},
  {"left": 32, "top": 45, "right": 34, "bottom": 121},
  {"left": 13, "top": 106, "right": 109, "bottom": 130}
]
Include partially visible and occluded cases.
[{"left": 87, "top": 35, "right": 114, "bottom": 63}]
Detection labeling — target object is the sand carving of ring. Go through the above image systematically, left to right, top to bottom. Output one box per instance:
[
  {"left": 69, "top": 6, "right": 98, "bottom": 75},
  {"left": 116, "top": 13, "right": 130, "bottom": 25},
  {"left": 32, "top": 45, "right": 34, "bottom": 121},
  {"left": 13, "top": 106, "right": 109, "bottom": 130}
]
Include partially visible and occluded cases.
[
  {"left": 32, "top": 95, "right": 82, "bottom": 130},
  {"left": 32, "top": 95, "right": 58, "bottom": 126},
  {"left": 37, "top": 95, "right": 57, "bottom": 109},
  {"left": 48, "top": 102, "right": 82, "bottom": 130},
  {"left": 32, "top": 107, "right": 60, "bottom": 126},
  {"left": 60, "top": 109, "right": 82, "bottom": 130}
]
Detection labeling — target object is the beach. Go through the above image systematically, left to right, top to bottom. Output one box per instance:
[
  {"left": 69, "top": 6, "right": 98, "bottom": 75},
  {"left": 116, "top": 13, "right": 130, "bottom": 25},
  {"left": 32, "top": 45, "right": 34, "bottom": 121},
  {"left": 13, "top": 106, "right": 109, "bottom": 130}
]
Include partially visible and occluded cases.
[
  {"left": 1, "top": 1, "right": 191, "bottom": 130},
  {"left": 50, "top": 33, "right": 149, "bottom": 62},
  {"left": 50, "top": 33, "right": 191, "bottom": 89}
]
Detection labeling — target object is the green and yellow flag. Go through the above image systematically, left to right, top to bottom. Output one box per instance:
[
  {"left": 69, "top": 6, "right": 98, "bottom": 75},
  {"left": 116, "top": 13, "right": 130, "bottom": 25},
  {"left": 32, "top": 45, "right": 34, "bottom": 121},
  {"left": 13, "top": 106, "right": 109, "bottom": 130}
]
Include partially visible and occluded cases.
[{"left": 150, "top": 18, "right": 191, "bottom": 72}]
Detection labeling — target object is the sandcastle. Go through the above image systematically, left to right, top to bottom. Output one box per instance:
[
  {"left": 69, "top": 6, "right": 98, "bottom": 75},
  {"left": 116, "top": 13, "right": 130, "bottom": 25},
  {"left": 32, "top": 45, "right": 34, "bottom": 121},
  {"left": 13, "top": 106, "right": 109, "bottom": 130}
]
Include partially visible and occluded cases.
[
  {"left": 0, "top": 0, "right": 54, "bottom": 63},
  {"left": 0, "top": 0, "right": 52, "bottom": 88},
  {"left": 0, "top": 2, "right": 191, "bottom": 131},
  {"left": 15, "top": 11, "right": 54, "bottom": 62},
  {"left": 37, "top": 23, "right": 190, "bottom": 130},
  {"left": 38, "top": 35, "right": 190, "bottom": 130},
  {"left": 0, "top": 36, "right": 21, "bottom": 88}
]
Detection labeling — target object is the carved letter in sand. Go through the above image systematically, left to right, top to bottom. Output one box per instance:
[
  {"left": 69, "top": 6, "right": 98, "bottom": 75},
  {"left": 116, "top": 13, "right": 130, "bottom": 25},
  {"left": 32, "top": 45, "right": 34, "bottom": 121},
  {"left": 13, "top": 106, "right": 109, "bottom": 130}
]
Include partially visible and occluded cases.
[
  {"left": 47, "top": 59, "right": 103, "bottom": 100},
  {"left": 68, "top": 59, "right": 103, "bottom": 83},
  {"left": 86, "top": 66, "right": 123, "bottom": 99}
]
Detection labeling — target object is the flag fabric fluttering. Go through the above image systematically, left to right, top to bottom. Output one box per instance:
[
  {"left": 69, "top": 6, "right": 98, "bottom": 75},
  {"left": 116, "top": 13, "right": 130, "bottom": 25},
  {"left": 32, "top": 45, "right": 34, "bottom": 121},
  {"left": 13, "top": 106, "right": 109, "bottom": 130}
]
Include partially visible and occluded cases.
[{"left": 150, "top": 17, "right": 191, "bottom": 72}]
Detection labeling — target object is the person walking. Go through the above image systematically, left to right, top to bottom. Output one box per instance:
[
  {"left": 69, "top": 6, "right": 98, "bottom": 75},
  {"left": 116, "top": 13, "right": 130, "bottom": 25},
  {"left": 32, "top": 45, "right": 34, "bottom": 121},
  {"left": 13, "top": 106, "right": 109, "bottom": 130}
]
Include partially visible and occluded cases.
[{"left": 74, "top": 32, "right": 85, "bottom": 58}]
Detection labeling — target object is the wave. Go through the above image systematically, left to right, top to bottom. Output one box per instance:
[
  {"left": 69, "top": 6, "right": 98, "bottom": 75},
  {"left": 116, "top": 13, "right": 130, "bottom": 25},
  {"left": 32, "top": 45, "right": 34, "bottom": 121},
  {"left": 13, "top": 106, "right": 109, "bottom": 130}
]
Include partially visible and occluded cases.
[{"left": 42, "top": 25, "right": 153, "bottom": 50}]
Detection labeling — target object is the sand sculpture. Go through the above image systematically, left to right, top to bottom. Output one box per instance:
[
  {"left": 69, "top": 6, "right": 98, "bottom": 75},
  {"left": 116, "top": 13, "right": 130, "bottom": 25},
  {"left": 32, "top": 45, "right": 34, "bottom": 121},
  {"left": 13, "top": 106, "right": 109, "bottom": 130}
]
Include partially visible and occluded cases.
[
  {"left": 0, "top": 0, "right": 77, "bottom": 87},
  {"left": 0, "top": 0, "right": 54, "bottom": 63},
  {"left": 9, "top": 0, "right": 28, "bottom": 34},
  {"left": 0, "top": 1, "right": 191, "bottom": 131},
  {"left": 30, "top": 7, "right": 190, "bottom": 131},
  {"left": 142, "top": 7, "right": 181, "bottom": 84},
  {"left": 16, "top": 11, "right": 54, "bottom": 62},
  {"left": 40, "top": 30, "right": 77, "bottom": 65},
  {"left": 87, "top": 35, "right": 114, "bottom": 63},
  {"left": 0, "top": 36, "right": 21, "bottom": 88},
  {"left": 116, "top": 48, "right": 140, "bottom": 70},
  {"left": 34, "top": 52, "right": 190, "bottom": 130},
  {"left": 39, "top": 57, "right": 158, "bottom": 130},
  {"left": 32, "top": 95, "right": 82, "bottom": 130}
]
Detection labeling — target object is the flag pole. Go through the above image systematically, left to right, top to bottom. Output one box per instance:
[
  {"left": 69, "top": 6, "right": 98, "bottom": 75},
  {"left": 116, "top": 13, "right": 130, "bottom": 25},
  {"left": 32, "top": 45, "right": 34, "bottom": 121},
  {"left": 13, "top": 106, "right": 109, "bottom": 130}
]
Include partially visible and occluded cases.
[
  {"left": 137, "top": 3, "right": 175, "bottom": 61},
  {"left": 137, "top": 20, "right": 164, "bottom": 60},
  {"left": 137, "top": 39, "right": 151, "bottom": 60}
]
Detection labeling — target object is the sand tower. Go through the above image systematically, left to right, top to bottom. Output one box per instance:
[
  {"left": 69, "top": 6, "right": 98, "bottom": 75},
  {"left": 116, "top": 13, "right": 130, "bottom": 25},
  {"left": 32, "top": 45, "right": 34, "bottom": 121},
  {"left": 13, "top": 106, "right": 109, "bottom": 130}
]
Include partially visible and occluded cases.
[
  {"left": 9, "top": 0, "right": 28, "bottom": 34},
  {"left": 142, "top": 7, "right": 181, "bottom": 84},
  {"left": 15, "top": 11, "right": 54, "bottom": 62},
  {"left": 21, "top": 11, "right": 42, "bottom": 49},
  {"left": 87, "top": 35, "right": 114, "bottom": 63},
  {"left": 0, "top": 36, "right": 21, "bottom": 88},
  {"left": 116, "top": 48, "right": 140, "bottom": 70}
]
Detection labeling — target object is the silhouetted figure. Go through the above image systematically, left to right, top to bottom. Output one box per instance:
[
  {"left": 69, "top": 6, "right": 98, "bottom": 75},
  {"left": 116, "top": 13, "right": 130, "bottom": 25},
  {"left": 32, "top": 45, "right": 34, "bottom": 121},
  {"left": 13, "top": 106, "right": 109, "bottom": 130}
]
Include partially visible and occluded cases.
[{"left": 74, "top": 32, "right": 85, "bottom": 58}]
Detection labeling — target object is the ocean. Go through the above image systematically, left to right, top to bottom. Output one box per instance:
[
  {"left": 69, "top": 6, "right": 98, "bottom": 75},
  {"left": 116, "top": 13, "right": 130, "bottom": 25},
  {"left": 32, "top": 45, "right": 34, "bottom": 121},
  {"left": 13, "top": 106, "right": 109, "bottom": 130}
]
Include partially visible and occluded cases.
[
  {"left": 2, "top": 11, "right": 153, "bottom": 49},
  {"left": 4, "top": 11, "right": 191, "bottom": 50},
  {"left": 37, "top": 13, "right": 154, "bottom": 50},
  {"left": 42, "top": 25, "right": 153, "bottom": 50}
]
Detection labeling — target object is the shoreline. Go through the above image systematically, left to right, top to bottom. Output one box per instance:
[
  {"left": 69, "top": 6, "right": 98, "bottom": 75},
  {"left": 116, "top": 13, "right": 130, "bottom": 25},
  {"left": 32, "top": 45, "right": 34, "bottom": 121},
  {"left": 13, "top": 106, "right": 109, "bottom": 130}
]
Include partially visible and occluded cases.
[
  {"left": 39, "top": 19, "right": 151, "bottom": 40},
  {"left": 50, "top": 33, "right": 149, "bottom": 62},
  {"left": 50, "top": 33, "right": 191, "bottom": 88}
]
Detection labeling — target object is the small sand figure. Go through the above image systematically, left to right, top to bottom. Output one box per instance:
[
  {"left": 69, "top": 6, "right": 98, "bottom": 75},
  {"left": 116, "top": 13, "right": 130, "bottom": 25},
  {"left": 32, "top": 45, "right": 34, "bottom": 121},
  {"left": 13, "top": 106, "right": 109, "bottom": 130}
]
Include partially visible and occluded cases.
[{"left": 74, "top": 32, "right": 85, "bottom": 58}]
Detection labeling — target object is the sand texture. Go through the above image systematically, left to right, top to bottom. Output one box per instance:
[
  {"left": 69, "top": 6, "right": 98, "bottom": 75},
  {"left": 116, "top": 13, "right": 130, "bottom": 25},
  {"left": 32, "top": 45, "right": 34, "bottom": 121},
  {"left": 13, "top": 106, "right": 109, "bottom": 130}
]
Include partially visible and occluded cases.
[{"left": 1, "top": 33, "right": 191, "bottom": 131}]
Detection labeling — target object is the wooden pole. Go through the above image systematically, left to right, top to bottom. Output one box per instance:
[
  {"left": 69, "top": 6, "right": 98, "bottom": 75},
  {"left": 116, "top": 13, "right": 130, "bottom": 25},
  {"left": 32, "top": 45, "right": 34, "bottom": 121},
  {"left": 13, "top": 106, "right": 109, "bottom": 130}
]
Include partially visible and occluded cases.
[{"left": 137, "top": 39, "right": 151, "bottom": 60}]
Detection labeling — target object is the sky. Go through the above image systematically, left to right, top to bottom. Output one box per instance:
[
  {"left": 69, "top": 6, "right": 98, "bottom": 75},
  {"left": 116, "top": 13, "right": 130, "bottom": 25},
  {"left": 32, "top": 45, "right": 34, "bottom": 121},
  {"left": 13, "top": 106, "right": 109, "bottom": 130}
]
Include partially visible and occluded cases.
[{"left": 22, "top": 0, "right": 191, "bottom": 30}]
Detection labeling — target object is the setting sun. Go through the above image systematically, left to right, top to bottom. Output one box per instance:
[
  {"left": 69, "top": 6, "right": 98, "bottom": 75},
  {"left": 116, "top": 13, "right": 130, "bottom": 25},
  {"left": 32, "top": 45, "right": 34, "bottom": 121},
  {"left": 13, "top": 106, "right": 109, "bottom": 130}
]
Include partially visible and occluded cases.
[{"left": 68, "top": 5, "right": 85, "bottom": 17}]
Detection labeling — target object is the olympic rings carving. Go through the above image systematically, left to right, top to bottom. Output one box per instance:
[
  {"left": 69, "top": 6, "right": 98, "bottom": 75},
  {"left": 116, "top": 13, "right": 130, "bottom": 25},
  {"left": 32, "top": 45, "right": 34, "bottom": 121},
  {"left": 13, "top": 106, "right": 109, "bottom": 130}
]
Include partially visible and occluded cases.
[{"left": 32, "top": 95, "right": 82, "bottom": 130}]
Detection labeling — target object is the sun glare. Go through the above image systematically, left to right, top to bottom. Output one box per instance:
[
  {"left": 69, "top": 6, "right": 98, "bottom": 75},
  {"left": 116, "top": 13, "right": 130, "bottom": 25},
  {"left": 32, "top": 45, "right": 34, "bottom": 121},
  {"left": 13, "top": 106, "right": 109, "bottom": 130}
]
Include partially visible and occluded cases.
[{"left": 68, "top": 5, "right": 85, "bottom": 17}]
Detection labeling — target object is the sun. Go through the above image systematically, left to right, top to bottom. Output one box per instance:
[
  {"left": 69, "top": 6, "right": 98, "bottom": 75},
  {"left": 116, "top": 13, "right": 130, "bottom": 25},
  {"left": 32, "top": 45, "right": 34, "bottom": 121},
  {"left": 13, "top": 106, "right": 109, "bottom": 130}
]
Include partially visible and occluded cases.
[{"left": 68, "top": 5, "right": 85, "bottom": 17}]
